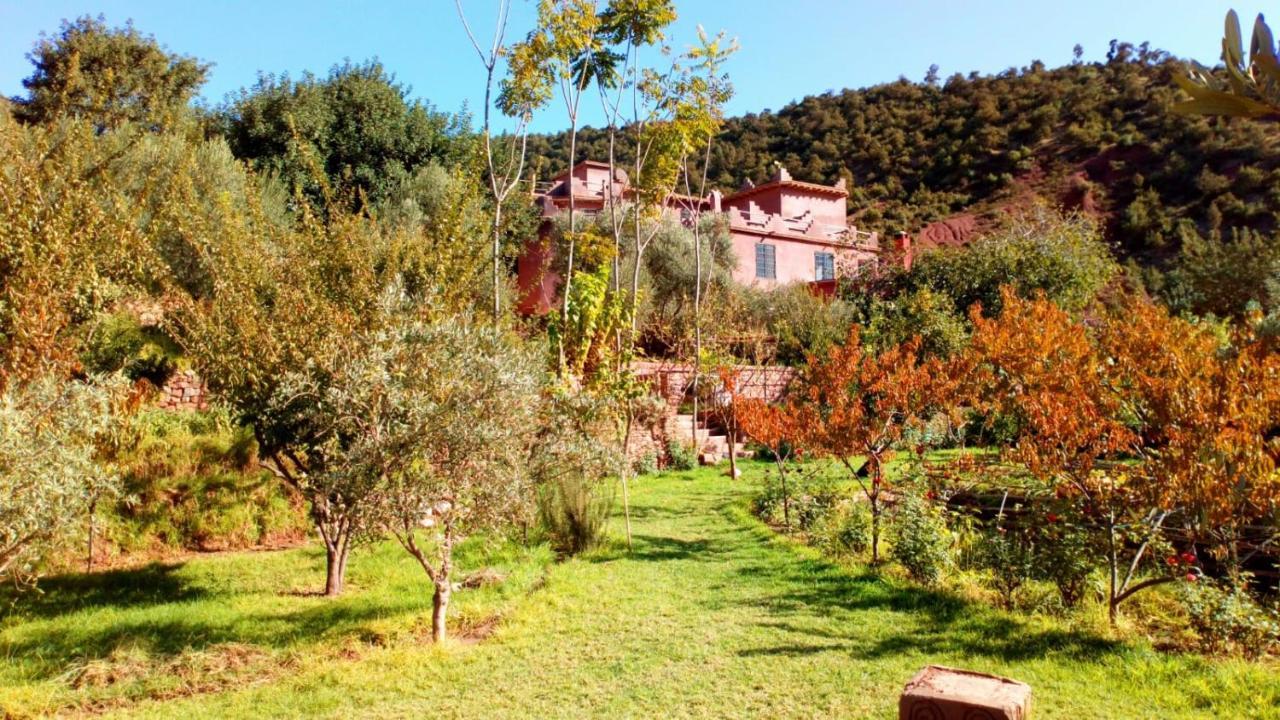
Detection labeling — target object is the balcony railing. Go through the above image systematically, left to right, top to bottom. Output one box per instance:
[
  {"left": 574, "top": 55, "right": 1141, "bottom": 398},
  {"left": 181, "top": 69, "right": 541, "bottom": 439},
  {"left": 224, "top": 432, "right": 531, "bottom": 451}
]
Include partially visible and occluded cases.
[
  {"left": 530, "top": 178, "right": 614, "bottom": 197},
  {"left": 728, "top": 209, "right": 879, "bottom": 248}
]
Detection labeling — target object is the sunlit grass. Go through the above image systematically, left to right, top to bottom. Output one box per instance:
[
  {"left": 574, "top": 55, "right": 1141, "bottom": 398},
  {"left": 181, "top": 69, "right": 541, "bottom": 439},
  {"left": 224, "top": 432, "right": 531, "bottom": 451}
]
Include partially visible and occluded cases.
[{"left": 2, "top": 461, "right": 1275, "bottom": 719}]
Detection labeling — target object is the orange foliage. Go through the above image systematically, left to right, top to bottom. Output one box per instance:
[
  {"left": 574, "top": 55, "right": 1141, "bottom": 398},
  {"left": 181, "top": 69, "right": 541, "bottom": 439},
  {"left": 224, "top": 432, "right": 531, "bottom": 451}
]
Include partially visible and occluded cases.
[
  {"left": 966, "top": 286, "right": 1280, "bottom": 616},
  {"left": 966, "top": 288, "right": 1135, "bottom": 486},
  {"left": 1100, "top": 298, "right": 1280, "bottom": 553},
  {"left": 787, "top": 328, "right": 958, "bottom": 560}
]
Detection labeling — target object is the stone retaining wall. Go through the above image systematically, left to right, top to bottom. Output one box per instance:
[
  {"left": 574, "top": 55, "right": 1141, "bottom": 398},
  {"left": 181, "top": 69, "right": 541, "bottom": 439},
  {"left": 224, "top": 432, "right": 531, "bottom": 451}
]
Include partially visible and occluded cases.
[
  {"left": 630, "top": 361, "right": 795, "bottom": 407},
  {"left": 156, "top": 370, "right": 209, "bottom": 412}
]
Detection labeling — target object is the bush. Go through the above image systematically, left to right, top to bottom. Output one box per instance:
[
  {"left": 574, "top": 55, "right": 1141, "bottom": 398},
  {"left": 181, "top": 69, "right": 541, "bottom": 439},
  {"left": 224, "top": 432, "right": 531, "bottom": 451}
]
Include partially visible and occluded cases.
[
  {"left": 742, "top": 284, "right": 858, "bottom": 365},
  {"left": 82, "top": 312, "right": 183, "bottom": 385},
  {"left": 108, "top": 408, "right": 306, "bottom": 554},
  {"left": 752, "top": 439, "right": 794, "bottom": 463},
  {"left": 665, "top": 440, "right": 696, "bottom": 471},
  {"left": 633, "top": 451, "right": 658, "bottom": 476},
  {"left": 750, "top": 471, "right": 840, "bottom": 532},
  {"left": 750, "top": 471, "right": 788, "bottom": 525},
  {"left": 537, "top": 473, "right": 614, "bottom": 557},
  {"left": 792, "top": 482, "right": 842, "bottom": 533},
  {"left": 890, "top": 493, "right": 951, "bottom": 584},
  {"left": 812, "top": 500, "right": 872, "bottom": 557},
  {"left": 1031, "top": 507, "right": 1099, "bottom": 608},
  {"left": 968, "top": 523, "right": 1037, "bottom": 609},
  {"left": 1180, "top": 580, "right": 1280, "bottom": 658}
]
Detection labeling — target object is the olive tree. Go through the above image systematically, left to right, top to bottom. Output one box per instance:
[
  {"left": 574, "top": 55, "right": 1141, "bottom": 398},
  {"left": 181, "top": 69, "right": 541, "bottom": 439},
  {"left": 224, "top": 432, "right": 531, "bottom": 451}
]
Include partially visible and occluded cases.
[
  {"left": 322, "top": 320, "right": 543, "bottom": 642},
  {"left": 0, "top": 375, "right": 125, "bottom": 587}
]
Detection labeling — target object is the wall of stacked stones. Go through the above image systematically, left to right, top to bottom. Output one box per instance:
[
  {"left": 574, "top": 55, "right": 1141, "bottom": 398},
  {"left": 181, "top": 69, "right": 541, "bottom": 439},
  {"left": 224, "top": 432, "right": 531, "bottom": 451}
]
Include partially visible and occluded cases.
[
  {"left": 626, "top": 361, "right": 795, "bottom": 464},
  {"left": 630, "top": 361, "right": 795, "bottom": 408},
  {"left": 156, "top": 370, "right": 209, "bottom": 412}
]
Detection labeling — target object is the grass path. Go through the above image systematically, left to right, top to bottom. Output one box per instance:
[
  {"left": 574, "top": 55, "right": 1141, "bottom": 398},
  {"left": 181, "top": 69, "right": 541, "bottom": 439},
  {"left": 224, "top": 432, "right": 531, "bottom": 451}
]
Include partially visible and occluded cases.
[
  {"left": 3, "top": 465, "right": 1275, "bottom": 718},
  {"left": 99, "top": 465, "right": 1276, "bottom": 719}
]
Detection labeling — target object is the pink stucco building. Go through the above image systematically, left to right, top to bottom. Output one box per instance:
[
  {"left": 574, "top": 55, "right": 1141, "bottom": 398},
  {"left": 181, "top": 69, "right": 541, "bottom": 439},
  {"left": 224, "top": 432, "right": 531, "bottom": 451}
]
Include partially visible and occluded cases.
[{"left": 516, "top": 160, "right": 909, "bottom": 314}]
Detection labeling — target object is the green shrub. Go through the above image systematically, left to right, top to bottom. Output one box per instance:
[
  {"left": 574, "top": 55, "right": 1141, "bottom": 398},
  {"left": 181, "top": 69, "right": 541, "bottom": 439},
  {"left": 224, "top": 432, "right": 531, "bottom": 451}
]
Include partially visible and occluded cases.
[
  {"left": 742, "top": 284, "right": 858, "bottom": 365},
  {"left": 82, "top": 312, "right": 183, "bottom": 384},
  {"left": 107, "top": 408, "right": 305, "bottom": 553},
  {"left": 751, "top": 439, "right": 794, "bottom": 463},
  {"left": 665, "top": 440, "right": 696, "bottom": 471},
  {"left": 633, "top": 451, "right": 659, "bottom": 476},
  {"left": 751, "top": 471, "right": 840, "bottom": 532},
  {"left": 750, "top": 472, "right": 788, "bottom": 525},
  {"left": 537, "top": 474, "right": 614, "bottom": 556},
  {"left": 792, "top": 485, "right": 841, "bottom": 533},
  {"left": 890, "top": 493, "right": 951, "bottom": 585},
  {"left": 812, "top": 500, "right": 871, "bottom": 557},
  {"left": 1031, "top": 507, "right": 1099, "bottom": 608},
  {"left": 967, "top": 522, "right": 1037, "bottom": 609},
  {"left": 1180, "top": 580, "right": 1280, "bottom": 658}
]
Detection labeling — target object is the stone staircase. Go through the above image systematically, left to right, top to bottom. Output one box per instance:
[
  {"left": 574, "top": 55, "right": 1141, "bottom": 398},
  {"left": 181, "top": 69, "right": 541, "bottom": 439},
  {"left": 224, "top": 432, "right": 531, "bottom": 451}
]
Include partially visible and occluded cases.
[{"left": 670, "top": 413, "right": 750, "bottom": 465}]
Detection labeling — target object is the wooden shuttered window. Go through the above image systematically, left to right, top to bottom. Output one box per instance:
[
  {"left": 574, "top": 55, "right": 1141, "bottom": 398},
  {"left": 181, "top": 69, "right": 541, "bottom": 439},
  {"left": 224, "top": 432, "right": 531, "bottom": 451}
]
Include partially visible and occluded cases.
[
  {"left": 755, "top": 243, "right": 776, "bottom": 279},
  {"left": 815, "top": 251, "right": 835, "bottom": 281}
]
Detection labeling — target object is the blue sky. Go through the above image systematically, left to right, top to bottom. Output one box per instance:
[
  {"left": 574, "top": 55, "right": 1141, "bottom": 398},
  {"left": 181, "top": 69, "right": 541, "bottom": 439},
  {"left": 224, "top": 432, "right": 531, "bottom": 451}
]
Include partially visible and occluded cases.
[{"left": 0, "top": 1, "right": 1250, "bottom": 133}]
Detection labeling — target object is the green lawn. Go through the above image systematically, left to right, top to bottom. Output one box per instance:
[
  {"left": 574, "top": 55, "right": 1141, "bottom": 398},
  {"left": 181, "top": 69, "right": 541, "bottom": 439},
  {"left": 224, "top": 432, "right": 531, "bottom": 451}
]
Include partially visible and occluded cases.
[{"left": 3, "top": 462, "right": 1276, "bottom": 718}]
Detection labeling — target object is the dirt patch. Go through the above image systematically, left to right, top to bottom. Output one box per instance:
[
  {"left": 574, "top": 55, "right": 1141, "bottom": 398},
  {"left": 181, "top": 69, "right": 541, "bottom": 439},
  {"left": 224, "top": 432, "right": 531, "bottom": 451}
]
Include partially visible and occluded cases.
[
  {"left": 917, "top": 214, "right": 983, "bottom": 249},
  {"left": 454, "top": 614, "right": 503, "bottom": 645},
  {"left": 64, "top": 642, "right": 296, "bottom": 715}
]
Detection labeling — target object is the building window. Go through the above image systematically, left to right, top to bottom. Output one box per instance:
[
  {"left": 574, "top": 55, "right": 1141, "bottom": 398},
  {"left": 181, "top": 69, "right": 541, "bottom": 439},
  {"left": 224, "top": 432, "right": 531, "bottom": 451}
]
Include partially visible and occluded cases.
[
  {"left": 755, "top": 243, "right": 776, "bottom": 279},
  {"left": 815, "top": 251, "right": 835, "bottom": 281}
]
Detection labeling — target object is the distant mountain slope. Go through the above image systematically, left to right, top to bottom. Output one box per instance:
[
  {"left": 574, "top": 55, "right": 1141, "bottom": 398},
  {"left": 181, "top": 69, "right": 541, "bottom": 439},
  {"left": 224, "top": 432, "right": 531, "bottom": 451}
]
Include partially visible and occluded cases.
[{"left": 526, "top": 41, "right": 1280, "bottom": 273}]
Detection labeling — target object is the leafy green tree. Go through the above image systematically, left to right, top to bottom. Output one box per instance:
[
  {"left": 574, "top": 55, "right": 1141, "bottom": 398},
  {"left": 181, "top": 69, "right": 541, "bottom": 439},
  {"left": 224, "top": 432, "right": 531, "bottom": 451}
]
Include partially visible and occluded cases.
[
  {"left": 456, "top": 0, "right": 554, "bottom": 317},
  {"left": 593, "top": 0, "right": 677, "bottom": 308},
  {"left": 13, "top": 15, "right": 208, "bottom": 130},
  {"left": 218, "top": 60, "right": 463, "bottom": 210},
  {"left": 0, "top": 113, "right": 157, "bottom": 386},
  {"left": 172, "top": 166, "right": 490, "bottom": 593},
  {"left": 888, "top": 207, "right": 1118, "bottom": 319},
  {"left": 1164, "top": 227, "right": 1280, "bottom": 317},
  {"left": 742, "top": 284, "right": 857, "bottom": 365},
  {"left": 863, "top": 287, "right": 969, "bottom": 358},
  {"left": 353, "top": 322, "right": 542, "bottom": 643},
  {"left": 0, "top": 375, "right": 126, "bottom": 587}
]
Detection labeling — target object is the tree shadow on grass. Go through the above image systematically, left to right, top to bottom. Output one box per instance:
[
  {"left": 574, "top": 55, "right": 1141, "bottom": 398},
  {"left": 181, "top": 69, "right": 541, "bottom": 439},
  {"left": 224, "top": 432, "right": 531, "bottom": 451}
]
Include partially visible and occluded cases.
[
  {"left": 685, "top": 499, "right": 1127, "bottom": 666},
  {"left": 622, "top": 503, "right": 689, "bottom": 522},
  {"left": 625, "top": 534, "right": 720, "bottom": 562},
  {"left": 730, "top": 546, "right": 1122, "bottom": 665},
  {"left": 0, "top": 562, "right": 434, "bottom": 681},
  {"left": 0, "top": 563, "right": 207, "bottom": 621},
  {"left": 3, "top": 592, "right": 431, "bottom": 681}
]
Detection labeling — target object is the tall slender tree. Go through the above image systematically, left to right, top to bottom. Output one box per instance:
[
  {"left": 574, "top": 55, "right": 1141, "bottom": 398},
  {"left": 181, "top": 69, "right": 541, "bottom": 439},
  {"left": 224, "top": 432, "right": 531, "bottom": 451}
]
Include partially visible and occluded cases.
[{"left": 458, "top": 0, "right": 553, "bottom": 317}]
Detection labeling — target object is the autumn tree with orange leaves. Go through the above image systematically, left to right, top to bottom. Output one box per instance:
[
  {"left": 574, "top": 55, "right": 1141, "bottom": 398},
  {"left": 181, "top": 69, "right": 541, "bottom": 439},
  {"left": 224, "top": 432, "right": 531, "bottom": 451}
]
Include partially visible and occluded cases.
[
  {"left": 963, "top": 287, "right": 1280, "bottom": 622},
  {"left": 966, "top": 289, "right": 1155, "bottom": 622},
  {"left": 1100, "top": 298, "right": 1280, "bottom": 586},
  {"left": 789, "top": 330, "right": 958, "bottom": 562},
  {"left": 735, "top": 384, "right": 802, "bottom": 529}
]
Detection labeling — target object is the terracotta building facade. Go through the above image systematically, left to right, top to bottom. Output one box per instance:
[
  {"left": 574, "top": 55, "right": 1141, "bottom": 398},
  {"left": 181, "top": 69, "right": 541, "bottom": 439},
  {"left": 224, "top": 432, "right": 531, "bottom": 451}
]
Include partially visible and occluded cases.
[{"left": 516, "top": 160, "right": 909, "bottom": 314}]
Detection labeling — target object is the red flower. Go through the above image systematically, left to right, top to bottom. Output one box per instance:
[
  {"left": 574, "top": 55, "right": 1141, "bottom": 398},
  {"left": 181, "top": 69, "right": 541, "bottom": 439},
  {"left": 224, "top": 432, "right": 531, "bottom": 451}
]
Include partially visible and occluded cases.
[
  {"left": 925, "top": 490, "right": 936, "bottom": 500},
  {"left": 1046, "top": 513, "right": 1059, "bottom": 523},
  {"left": 1180, "top": 552, "right": 1196, "bottom": 565},
  {"left": 1165, "top": 555, "right": 1178, "bottom": 567},
  {"left": 1185, "top": 572, "right": 1197, "bottom": 583}
]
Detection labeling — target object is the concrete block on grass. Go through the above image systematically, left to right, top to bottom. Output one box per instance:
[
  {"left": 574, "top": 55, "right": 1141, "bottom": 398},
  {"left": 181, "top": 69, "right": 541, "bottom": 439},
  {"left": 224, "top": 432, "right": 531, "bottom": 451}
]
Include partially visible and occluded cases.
[{"left": 899, "top": 665, "right": 1031, "bottom": 720}]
